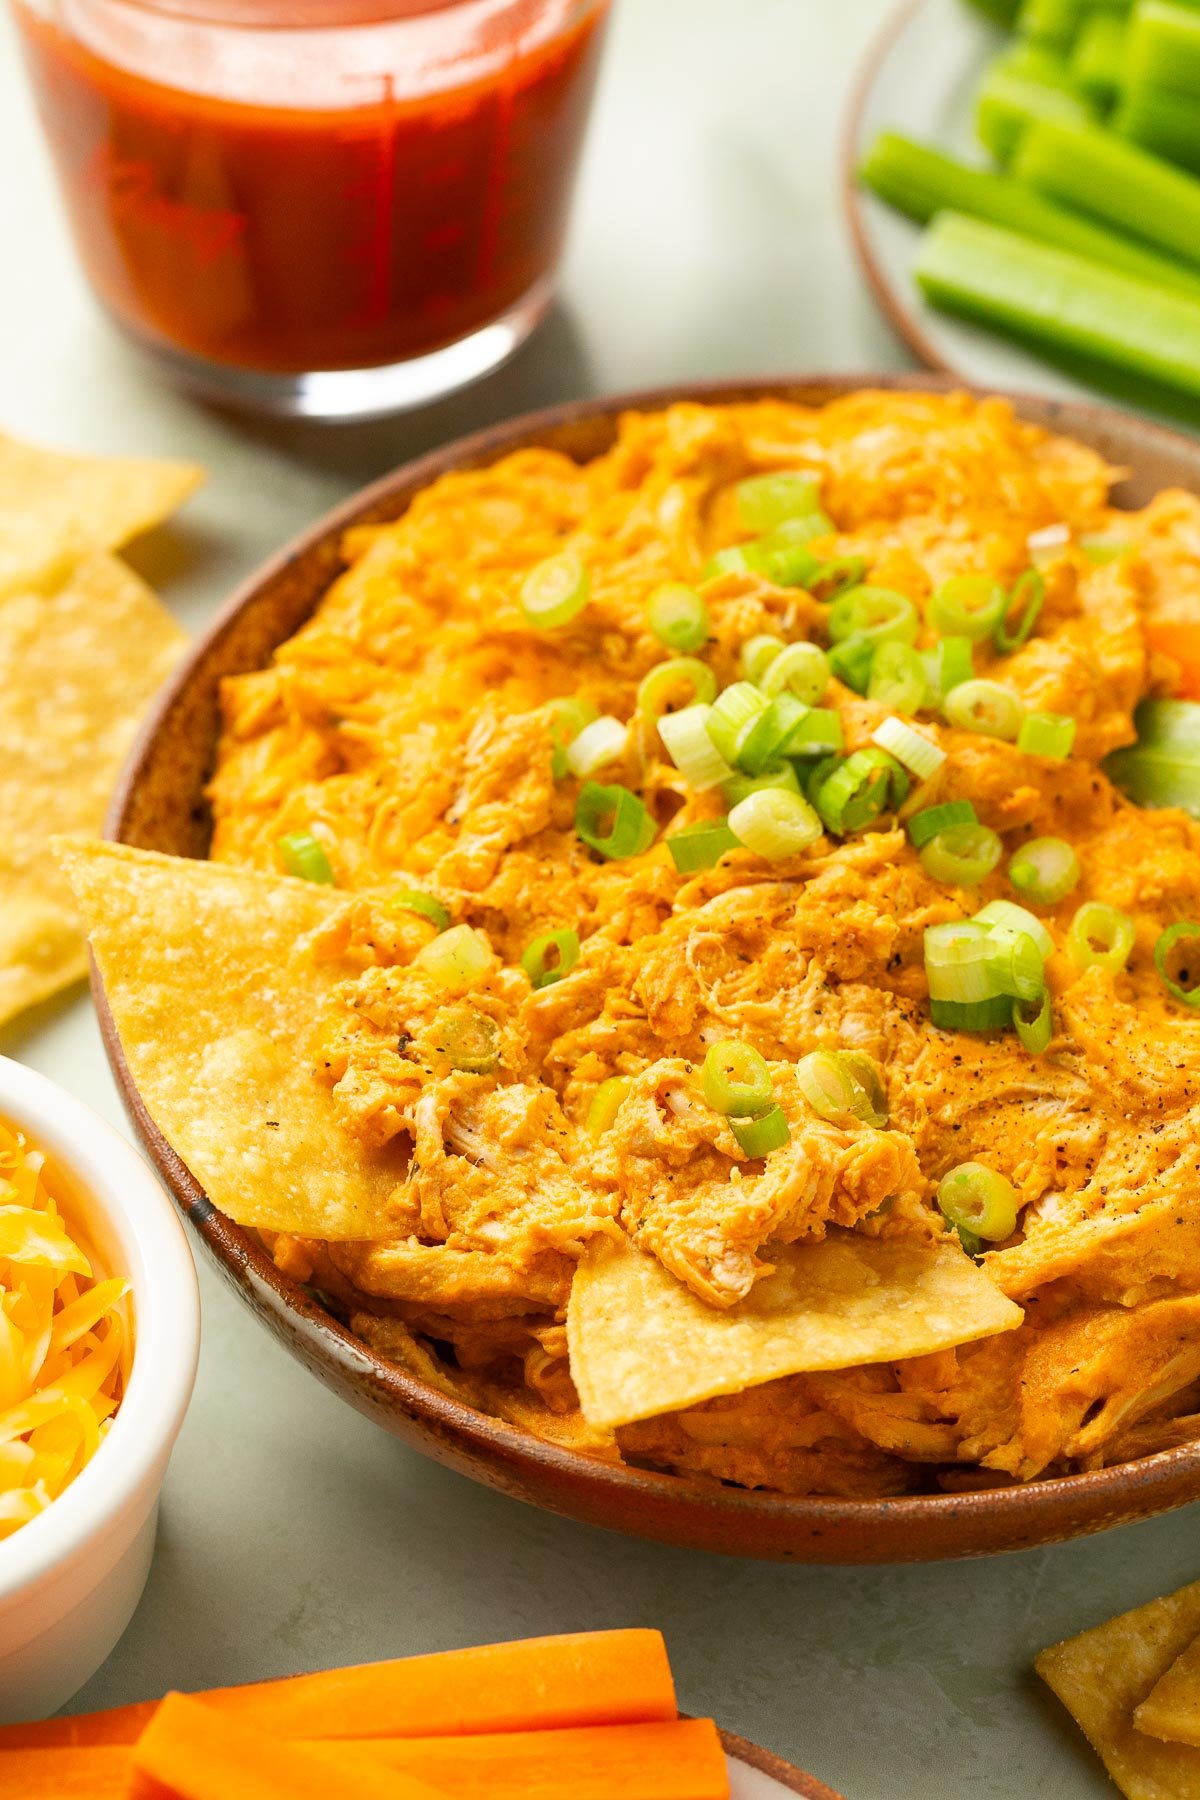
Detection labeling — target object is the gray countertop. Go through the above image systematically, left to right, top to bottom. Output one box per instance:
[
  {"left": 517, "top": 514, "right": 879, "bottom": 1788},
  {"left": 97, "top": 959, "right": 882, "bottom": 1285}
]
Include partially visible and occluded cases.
[{"left": 1, "top": 3, "right": 1195, "bottom": 1794}]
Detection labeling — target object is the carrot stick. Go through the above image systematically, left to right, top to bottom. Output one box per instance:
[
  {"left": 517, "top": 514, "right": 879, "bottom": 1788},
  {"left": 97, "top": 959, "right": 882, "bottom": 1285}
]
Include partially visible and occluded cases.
[
  {"left": 1146, "top": 621, "right": 1200, "bottom": 699},
  {"left": 0, "top": 1631, "right": 676, "bottom": 1749},
  {"left": 129, "top": 1695, "right": 441, "bottom": 1800},
  {"left": 0, "top": 1745, "right": 128, "bottom": 1797}
]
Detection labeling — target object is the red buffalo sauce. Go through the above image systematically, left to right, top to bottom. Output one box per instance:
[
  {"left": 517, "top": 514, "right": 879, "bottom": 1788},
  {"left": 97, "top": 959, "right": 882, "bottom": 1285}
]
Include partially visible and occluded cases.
[{"left": 13, "top": 0, "right": 609, "bottom": 375}]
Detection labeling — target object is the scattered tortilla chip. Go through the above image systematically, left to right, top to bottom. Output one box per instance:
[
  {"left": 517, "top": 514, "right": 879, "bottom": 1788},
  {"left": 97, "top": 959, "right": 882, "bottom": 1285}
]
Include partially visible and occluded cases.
[
  {"left": 0, "top": 432, "right": 202, "bottom": 593},
  {"left": 0, "top": 555, "right": 187, "bottom": 1027},
  {"left": 58, "top": 841, "right": 408, "bottom": 1240},
  {"left": 566, "top": 1229, "right": 1023, "bottom": 1429},
  {"left": 1037, "top": 1580, "right": 1200, "bottom": 1799},
  {"left": 1137, "top": 1633, "right": 1200, "bottom": 1748}
]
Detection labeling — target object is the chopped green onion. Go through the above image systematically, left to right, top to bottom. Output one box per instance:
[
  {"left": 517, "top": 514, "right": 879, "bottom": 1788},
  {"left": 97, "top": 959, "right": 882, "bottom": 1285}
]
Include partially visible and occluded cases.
[
  {"left": 736, "top": 472, "right": 821, "bottom": 530},
  {"left": 759, "top": 512, "right": 834, "bottom": 552},
  {"left": 1079, "top": 533, "right": 1131, "bottom": 565},
  {"left": 749, "top": 537, "right": 824, "bottom": 590},
  {"left": 703, "top": 545, "right": 758, "bottom": 580},
  {"left": 521, "top": 551, "right": 589, "bottom": 628},
  {"left": 806, "top": 555, "right": 869, "bottom": 601},
  {"left": 994, "top": 568, "right": 1045, "bottom": 653},
  {"left": 929, "top": 574, "right": 1007, "bottom": 642},
  {"left": 647, "top": 583, "right": 710, "bottom": 652},
  {"left": 828, "top": 586, "right": 919, "bottom": 648},
  {"left": 742, "top": 634, "right": 785, "bottom": 684},
  {"left": 828, "top": 634, "right": 876, "bottom": 695},
  {"left": 923, "top": 635, "right": 975, "bottom": 699},
  {"left": 761, "top": 641, "right": 831, "bottom": 705},
  {"left": 868, "top": 642, "right": 927, "bottom": 715},
  {"left": 636, "top": 657, "right": 717, "bottom": 721},
  {"left": 943, "top": 678, "right": 1025, "bottom": 741},
  {"left": 706, "top": 682, "right": 769, "bottom": 764},
  {"left": 735, "top": 693, "right": 810, "bottom": 776},
  {"left": 549, "top": 697, "right": 599, "bottom": 779},
  {"left": 1104, "top": 698, "right": 1200, "bottom": 818},
  {"left": 658, "top": 703, "right": 735, "bottom": 791},
  {"left": 784, "top": 707, "right": 845, "bottom": 758},
  {"left": 1018, "top": 710, "right": 1076, "bottom": 759},
  {"left": 565, "top": 715, "right": 628, "bottom": 778},
  {"left": 871, "top": 716, "right": 946, "bottom": 782},
  {"left": 816, "top": 747, "right": 908, "bottom": 835},
  {"left": 804, "top": 753, "right": 844, "bottom": 804},
  {"left": 721, "top": 763, "right": 800, "bottom": 807},
  {"left": 575, "top": 782, "right": 658, "bottom": 861},
  {"left": 727, "top": 787, "right": 823, "bottom": 860},
  {"left": 908, "top": 800, "right": 977, "bottom": 850},
  {"left": 666, "top": 817, "right": 742, "bottom": 873},
  {"left": 920, "top": 823, "right": 1004, "bottom": 887},
  {"left": 276, "top": 832, "right": 335, "bottom": 885},
  {"left": 1009, "top": 836, "right": 1080, "bottom": 905},
  {"left": 390, "top": 889, "right": 450, "bottom": 931},
  {"left": 974, "top": 899, "right": 1055, "bottom": 960},
  {"left": 1068, "top": 901, "right": 1134, "bottom": 973},
  {"left": 924, "top": 921, "right": 1003, "bottom": 1004},
  {"left": 1154, "top": 921, "right": 1200, "bottom": 1007},
  {"left": 415, "top": 923, "right": 492, "bottom": 990},
  {"left": 984, "top": 927, "right": 1046, "bottom": 1002},
  {"left": 521, "top": 928, "right": 581, "bottom": 990},
  {"left": 1013, "top": 990, "right": 1053, "bottom": 1054},
  {"left": 930, "top": 994, "right": 1016, "bottom": 1031},
  {"left": 431, "top": 1006, "right": 500, "bottom": 1074},
  {"left": 702, "top": 1039, "right": 774, "bottom": 1117},
  {"left": 795, "top": 1050, "right": 888, "bottom": 1128},
  {"left": 586, "top": 1076, "right": 632, "bottom": 1137},
  {"left": 731, "top": 1106, "right": 791, "bottom": 1156},
  {"left": 937, "top": 1162, "right": 1019, "bottom": 1243}
]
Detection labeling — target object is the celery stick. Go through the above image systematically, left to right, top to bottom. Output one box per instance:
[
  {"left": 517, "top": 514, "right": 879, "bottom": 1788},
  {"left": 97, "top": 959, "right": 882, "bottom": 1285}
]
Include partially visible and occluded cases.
[
  {"left": 962, "top": 0, "right": 1022, "bottom": 21},
  {"left": 1017, "top": 0, "right": 1089, "bottom": 51},
  {"left": 1129, "top": 1, "right": 1200, "bottom": 98},
  {"left": 1071, "top": 14, "right": 1128, "bottom": 103},
  {"left": 976, "top": 48, "right": 1095, "bottom": 161},
  {"left": 1116, "top": 81, "right": 1200, "bottom": 172},
  {"left": 1014, "top": 116, "right": 1200, "bottom": 266},
  {"left": 859, "top": 132, "right": 1200, "bottom": 300},
  {"left": 914, "top": 211, "right": 1200, "bottom": 400}
]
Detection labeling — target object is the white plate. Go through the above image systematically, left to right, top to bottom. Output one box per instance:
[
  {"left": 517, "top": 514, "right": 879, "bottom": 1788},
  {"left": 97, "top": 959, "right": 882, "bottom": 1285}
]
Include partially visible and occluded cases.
[{"left": 843, "top": 0, "right": 1200, "bottom": 434}]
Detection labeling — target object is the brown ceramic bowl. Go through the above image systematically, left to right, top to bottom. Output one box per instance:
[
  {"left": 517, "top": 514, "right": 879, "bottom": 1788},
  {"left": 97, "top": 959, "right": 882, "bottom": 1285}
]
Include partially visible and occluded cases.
[
  {"left": 102, "top": 374, "right": 1200, "bottom": 1562},
  {"left": 720, "top": 1729, "right": 844, "bottom": 1799}
]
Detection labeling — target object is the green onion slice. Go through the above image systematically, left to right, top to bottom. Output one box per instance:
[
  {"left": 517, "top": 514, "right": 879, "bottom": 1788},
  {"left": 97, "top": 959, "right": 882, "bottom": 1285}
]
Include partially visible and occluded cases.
[
  {"left": 736, "top": 471, "right": 821, "bottom": 530},
  {"left": 1079, "top": 533, "right": 1131, "bottom": 565},
  {"left": 749, "top": 535, "right": 824, "bottom": 590},
  {"left": 703, "top": 544, "right": 758, "bottom": 580},
  {"left": 521, "top": 550, "right": 590, "bottom": 628},
  {"left": 806, "top": 555, "right": 869, "bottom": 601},
  {"left": 994, "top": 568, "right": 1045, "bottom": 653},
  {"left": 929, "top": 574, "right": 1007, "bottom": 642},
  {"left": 647, "top": 583, "right": 710, "bottom": 652},
  {"left": 828, "top": 585, "right": 919, "bottom": 648},
  {"left": 741, "top": 633, "right": 785, "bottom": 684},
  {"left": 828, "top": 634, "right": 876, "bottom": 695},
  {"left": 923, "top": 635, "right": 974, "bottom": 699},
  {"left": 761, "top": 641, "right": 831, "bottom": 705},
  {"left": 868, "top": 641, "right": 927, "bottom": 715},
  {"left": 636, "top": 657, "right": 717, "bottom": 721},
  {"left": 943, "top": 678, "right": 1025, "bottom": 741},
  {"left": 706, "top": 681, "right": 769, "bottom": 765},
  {"left": 735, "top": 693, "right": 810, "bottom": 776},
  {"left": 549, "top": 697, "right": 599, "bottom": 779},
  {"left": 1103, "top": 698, "right": 1200, "bottom": 819},
  {"left": 658, "top": 704, "right": 734, "bottom": 791},
  {"left": 784, "top": 707, "right": 845, "bottom": 759},
  {"left": 1018, "top": 710, "right": 1076, "bottom": 759},
  {"left": 565, "top": 714, "right": 628, "bottom": 778},
  {"left": 871, "top": 716, "right": 946, "bottom": 781},
  {"left": 814, "top": 749, "right": 904, "bottom": 836},
  {"left": 721, "top": 763, "right": 800, "bottom": 807},
  {"left": 575, "top": 782, "right": 658, "bottom": 861},
  {"left": 727, "top": 788, "right": 823, "bottom": 860},
  {"left": 908, "top": 800, "right": 977, "bottom": 850},
  {"left": 666, "top": 818, "right": 741, "bottom": 873},
  {"left": 920, "top": 823, "right": 1003, "bottom": 888},
  {"left": 277, "top": 831, "right": 335, "bottom": 885},
  {"left": 1009, "top": 836, "right": 1080, "bottom": 905},
  {"left": 390, "top": 889, "right": 450, "bottom": 931},
  {"left": 973, "top": 899, "right": 1055, "bottom": 961},
  {"left": 1068, "top": 901, "right": 1134, "bottom": 973},
  {"left": 1154, "top": 921, "right": 1200, "bottom": 1007},
  {"left": 924, "top": 922, "right": 1002, "bottom": 1004},
  {"left": 415, "top": 923, "right": 491, "bottom": 990},
  {"left": 984, "top": 926, "right": 1045, "bottom": 1002},
  {"left": 521, "top": 928, "right": 581, "bottom": 990},
  {"left": 1013, "top": 991, "right": 1053, "bottom": 1055},
  {"left": 929, "top": 994, "right": 1015, "bottom": 1032},
  {"left": 431, "top": 1006, "right": 500, "bottom": 1074},
  {"left": 702, "top": 1039, "right": 774, "bottom": 1117},
  {"left": 795, "top": 1049, "right": 887, "bottom": 1128},
  {"left": 586, "top": 1076, "right": 632, "bottom": 1137},
  {"left": 731, "top": 1105, "right": 791, "bottom": 1156},
  {"left": 937, "top": 1162, "right": 1019, "bottom": 1243}
]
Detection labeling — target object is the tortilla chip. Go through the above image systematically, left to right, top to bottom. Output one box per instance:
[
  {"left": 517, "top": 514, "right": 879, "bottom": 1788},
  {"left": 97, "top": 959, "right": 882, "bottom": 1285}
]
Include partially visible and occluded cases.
[
  {"left": 0, "top": 433, "right": 202, "bottom": 593},
  {"left": 0, "top": 555, "right": 187, "bottom": 1027},
  {"left": 58, "top": 841, "right": 408, "bottom": 1240},
  {"left": 567, "top": 1229, "right": 1023, "bottom": 1429},
  {"left": 1037, "top": 1581, "right": 1200, "bottom": 1799},
  {"left": 1137, "top": 1634, "right": 1200, "bottom": 1748}
]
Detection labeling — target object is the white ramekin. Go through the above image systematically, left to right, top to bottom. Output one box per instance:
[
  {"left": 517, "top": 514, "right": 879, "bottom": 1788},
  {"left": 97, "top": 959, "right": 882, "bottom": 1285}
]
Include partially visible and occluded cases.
[{"left": 0, "top": 1054, "right": 199, "bottom": 1722}]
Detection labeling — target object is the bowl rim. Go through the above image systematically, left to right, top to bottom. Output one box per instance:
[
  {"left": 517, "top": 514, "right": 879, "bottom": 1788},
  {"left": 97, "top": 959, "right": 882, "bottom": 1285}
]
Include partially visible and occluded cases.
[
  {"left": 102, "top": 370, "right": 1200, "bottom": 1554},
  {"left": 0, "top": 1056, "right": 200, "bottom": 1604}
]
